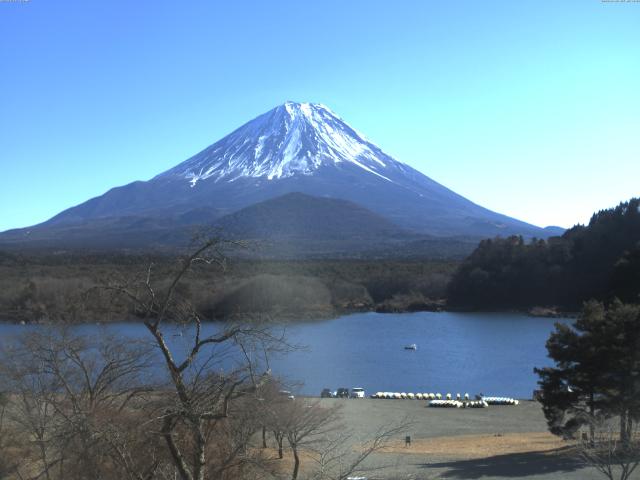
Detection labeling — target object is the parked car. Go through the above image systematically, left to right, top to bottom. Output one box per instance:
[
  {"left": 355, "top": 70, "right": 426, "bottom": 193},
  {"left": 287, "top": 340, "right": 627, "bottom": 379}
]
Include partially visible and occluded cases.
[
  {"left": 335, "top": 387, "right": 350, "bottom": 398},
  {"left": 350, "top": 387, "right": 365, "bottom": 399},
  {"left": 320, "top": 388, "right": 333, "bottom": 398},
  {"left": 278, "top": 390, "right": 295, "bottom": 400}
]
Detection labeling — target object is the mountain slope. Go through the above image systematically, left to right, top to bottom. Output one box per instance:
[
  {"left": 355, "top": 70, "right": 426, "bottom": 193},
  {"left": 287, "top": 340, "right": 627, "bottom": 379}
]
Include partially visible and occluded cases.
[
  {"left": 2, "top": 102, "right": 561, "bottom": 251},
  {"left": 0, "top": 192, "right": 479, "bottom": 258},
  {"left": 211, "top": 192, "right": 479, "bottom": 259},
  {"left": 214, "top": 192, "right": 407, "bottom": 240}
]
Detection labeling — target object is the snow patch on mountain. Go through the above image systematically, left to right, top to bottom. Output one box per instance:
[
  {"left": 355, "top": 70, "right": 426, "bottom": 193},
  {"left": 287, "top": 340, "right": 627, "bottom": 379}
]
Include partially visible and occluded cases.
[{"left": 158, "top": 102, "right": 401, "bottom": 186}]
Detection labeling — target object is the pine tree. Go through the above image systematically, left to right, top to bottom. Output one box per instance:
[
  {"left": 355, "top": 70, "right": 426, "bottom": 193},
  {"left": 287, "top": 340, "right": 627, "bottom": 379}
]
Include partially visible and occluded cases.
[{"left": 535, "top": 300, "right": 640, "bottom": 444}]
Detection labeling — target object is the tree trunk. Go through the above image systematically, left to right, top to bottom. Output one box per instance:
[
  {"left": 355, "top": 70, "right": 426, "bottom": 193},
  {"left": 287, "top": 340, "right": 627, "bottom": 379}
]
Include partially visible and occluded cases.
[
  {"left": 589, "top": 392, "right": 595, "bottom": 444},
  {"left": 620, "top": 410, "right": 629, "bottom": 445},
  {"left": 162, "top": 416, "right": 194, "bottom": 480},
  {"left": 194, "top": 423, "right": 207, "bottom": 480},
  {"left": 262, "top": 426, "right": 267, "bottom": 449},
  {"left": 278, "top": 437, "right": 283, "bottom": 459},
  {"left": 37, "top": 438, "right": 52, "bottom": 480},
  {"left": 291, "top": 446, "right": 300, "bottom": 480}
]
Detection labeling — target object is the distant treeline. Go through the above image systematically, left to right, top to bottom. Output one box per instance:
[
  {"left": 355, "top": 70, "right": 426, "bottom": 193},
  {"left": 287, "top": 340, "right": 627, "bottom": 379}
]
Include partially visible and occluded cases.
[
  {"left": 5, "top": 198, "right": 638, "bottom": 321},
  {"left": 447, "top": 198, "right": 640, "bottom": 310},
  {"left": 0, "top": 253, "right": 456, "bottom": 323}
]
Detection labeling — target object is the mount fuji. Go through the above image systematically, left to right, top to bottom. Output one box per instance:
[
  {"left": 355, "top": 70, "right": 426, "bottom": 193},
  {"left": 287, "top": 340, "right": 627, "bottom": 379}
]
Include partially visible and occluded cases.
[{"left": 0, "top": 102, "right": 562, "bottom": 253}]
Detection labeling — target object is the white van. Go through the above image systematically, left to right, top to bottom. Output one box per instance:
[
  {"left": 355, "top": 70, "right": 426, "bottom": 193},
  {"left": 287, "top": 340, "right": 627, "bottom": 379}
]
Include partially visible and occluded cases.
[{"left": 350, "top": 387, "right": 365, "bottom": 399}]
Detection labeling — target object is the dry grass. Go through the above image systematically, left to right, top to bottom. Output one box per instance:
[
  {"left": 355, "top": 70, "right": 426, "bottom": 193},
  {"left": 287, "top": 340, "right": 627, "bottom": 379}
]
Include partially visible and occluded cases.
[
  {"left": 381, "top": 432, "right": 572, "bottom": 460},
  {"left": 253, "top": 447, "right": 318, "bottom": 477}
]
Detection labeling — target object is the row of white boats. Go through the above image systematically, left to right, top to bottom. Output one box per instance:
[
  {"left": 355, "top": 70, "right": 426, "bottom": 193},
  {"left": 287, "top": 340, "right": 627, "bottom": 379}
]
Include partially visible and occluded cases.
[
  {"left": 371, "top": 392, "right": 520, "bottom": 407},
  {"left": 429, "top": 399, "right": 488, "bottom": 408}
]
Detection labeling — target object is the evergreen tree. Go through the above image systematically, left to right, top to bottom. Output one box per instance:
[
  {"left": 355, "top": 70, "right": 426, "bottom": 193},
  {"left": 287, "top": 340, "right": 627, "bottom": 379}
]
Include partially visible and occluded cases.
[
  {"left": 448, "top": 198, "right": 640, "bottom": 309},
  {"left": 535, "top": 300, "right": 640, "bottom": 444},
  {"left": 593, "top": 300, "right": 640, "bottom": 444}
]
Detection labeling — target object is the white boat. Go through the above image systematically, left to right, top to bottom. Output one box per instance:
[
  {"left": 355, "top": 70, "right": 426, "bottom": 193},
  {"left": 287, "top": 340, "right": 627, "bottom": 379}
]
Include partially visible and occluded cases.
[{"left": 404, "top": 344, "right": 417, "bottom": 350}]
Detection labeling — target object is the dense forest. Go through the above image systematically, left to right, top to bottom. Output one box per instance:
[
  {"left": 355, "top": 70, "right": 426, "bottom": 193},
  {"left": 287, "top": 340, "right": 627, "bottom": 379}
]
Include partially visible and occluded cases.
[
  {"left": 3, "top": 198, "right": 640, "bottom": 322},
  {"left": 447, "top": 198, "right": 640, "bottom": 310},
  {"left": 0, "top": 252, "right": 455, "bottom": 323}
]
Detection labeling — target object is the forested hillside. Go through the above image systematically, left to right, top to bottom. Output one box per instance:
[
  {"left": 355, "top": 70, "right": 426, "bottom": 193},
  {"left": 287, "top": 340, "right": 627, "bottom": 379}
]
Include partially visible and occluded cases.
[{"left": 447, "top": 198, "right": 640, "bottom": 310}]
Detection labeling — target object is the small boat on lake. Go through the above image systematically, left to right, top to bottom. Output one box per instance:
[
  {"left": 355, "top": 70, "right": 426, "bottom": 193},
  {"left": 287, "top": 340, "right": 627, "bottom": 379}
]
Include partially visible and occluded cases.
[{"left": 404, "top": 343, "right": 417, "bottom": 350}]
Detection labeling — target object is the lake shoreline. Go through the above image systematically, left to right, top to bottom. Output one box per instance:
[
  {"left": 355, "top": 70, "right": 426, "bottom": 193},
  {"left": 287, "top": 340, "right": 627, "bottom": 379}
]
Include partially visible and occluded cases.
[{"left": 0, "top": 302, "right": 577, "bottom": 325}]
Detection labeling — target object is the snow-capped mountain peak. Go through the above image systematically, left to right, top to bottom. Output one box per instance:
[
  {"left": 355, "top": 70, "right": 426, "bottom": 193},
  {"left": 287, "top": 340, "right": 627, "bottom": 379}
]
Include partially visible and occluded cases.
[
  {"left": 5, "top": 101, "right": 561, "bottom": 244},
  {"left": 158, "top": 102, "right": 403, "bottom": 186}
]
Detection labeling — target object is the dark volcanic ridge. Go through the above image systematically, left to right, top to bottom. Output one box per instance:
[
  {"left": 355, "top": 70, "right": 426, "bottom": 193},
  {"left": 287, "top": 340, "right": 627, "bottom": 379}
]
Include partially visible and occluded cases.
[{"left": 0, "top": 192, "right": 479, "bottom": 259}]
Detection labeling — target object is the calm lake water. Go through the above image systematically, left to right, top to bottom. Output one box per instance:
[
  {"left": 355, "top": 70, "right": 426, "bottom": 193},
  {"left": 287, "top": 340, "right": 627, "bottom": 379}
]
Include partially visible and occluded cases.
[{"left": 0, "top": 312, "right": 571, "bottom": 399}]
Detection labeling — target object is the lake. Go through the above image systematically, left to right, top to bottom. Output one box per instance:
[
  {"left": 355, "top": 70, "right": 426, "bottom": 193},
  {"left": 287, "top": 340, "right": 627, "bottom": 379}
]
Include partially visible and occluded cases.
[{"left": 0, "top": 311, "right": 570, "bottom": 399}]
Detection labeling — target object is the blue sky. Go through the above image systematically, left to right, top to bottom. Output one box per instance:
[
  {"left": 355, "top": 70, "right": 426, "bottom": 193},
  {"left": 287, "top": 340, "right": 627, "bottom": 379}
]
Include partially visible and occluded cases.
[{"left": 1, "top": 0, "right": 639, "bottom": 232}]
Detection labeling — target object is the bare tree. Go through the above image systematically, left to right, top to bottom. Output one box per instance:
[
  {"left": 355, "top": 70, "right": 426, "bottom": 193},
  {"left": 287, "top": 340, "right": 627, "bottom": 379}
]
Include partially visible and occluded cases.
[
  {"left": 0, "top": 237, "right": 410, "bottom": 480},
  {"left": 104, "top": 237, "right": 286, "bottom": 480},
  {"left": 0, "top": 328, "right": 159, "bottom": 480},
  {"left": 4, "top": 358, "right": 59, "bottom": 480},
  {"left": 257, "top": 378, "right": 293, "bottom": 459},
  {"left": 0, "top": 391, "right": 23, "bottom": 478},
  {"left": 282, "top": 401, "right": 342, "bottom": 480},
  {"left": 269, "top": 407, "right": 288, "bottom": 461},
  {"left": 579, "top": 416, "right": 640, "bottom": 480},
  {"left": 308, "top": 419, "right": 412, "bottom": 480}
]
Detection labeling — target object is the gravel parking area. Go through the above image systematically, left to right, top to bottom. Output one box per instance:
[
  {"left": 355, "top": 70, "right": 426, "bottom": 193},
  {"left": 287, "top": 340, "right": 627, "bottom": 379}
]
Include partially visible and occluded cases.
[{"left": 311, "top": 398, "right": 621, "bottom": 480}]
